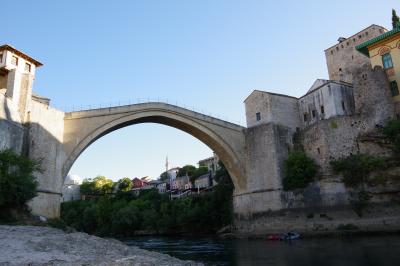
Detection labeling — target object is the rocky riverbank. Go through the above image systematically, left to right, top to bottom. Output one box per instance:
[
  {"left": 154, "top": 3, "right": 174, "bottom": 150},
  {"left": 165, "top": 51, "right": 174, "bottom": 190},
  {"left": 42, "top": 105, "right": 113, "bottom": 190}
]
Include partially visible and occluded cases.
[{"left": 0, "top": 225, "right": 203, "bottom": 266}]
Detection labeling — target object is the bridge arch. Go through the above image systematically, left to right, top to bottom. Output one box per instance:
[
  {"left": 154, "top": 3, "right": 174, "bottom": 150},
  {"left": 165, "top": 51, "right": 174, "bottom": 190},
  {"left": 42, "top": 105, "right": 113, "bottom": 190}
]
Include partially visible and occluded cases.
[{"left": 62, "top": 103, "right": 247, "bottom": 192}]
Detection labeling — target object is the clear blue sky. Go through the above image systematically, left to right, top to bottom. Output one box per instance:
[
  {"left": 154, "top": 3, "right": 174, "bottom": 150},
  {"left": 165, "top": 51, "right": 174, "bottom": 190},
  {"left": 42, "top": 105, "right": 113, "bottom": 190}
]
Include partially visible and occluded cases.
[{"left": 2, "top": 0, "right": 398, "bottom": 181}]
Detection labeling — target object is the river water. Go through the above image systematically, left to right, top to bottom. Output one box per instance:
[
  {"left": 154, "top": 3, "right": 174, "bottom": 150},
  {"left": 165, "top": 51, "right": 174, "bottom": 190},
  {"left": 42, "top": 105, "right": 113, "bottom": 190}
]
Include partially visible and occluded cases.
[{"left": 123, "top": 235, "right": 400, "bottom": 266}]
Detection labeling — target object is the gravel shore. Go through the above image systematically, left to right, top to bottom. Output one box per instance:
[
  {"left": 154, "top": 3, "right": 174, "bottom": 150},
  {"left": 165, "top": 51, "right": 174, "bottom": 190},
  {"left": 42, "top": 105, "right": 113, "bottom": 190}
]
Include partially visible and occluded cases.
[{"left": 0, "top": 225, "right": 203, "bottom": 266}]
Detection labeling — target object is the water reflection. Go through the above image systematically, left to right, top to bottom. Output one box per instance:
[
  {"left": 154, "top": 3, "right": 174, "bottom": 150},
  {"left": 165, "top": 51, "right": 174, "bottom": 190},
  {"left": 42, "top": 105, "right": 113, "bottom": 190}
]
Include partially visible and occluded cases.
[{"left": 123, "top": 236, "right": 400, "bottom": 266}]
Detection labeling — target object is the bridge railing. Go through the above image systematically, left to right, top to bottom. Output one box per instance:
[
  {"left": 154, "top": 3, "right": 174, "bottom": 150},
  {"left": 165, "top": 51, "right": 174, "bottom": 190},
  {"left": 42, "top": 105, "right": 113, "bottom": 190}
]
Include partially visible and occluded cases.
[{"left": 55, "top": 97, "right": 245, "bottom": 126}]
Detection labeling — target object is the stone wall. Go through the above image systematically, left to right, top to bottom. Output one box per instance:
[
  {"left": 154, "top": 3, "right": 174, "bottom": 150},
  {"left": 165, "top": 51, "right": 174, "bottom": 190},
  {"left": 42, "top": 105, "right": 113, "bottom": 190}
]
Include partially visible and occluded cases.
[
  {"left": 301, "top": 64, "right": 395, "bottom": 172},
  {"left": 0, "top": 93, "right": 24, "bottom": 153},
  {"left": 26, "top": 100, "right": 66, "bottom": 217},
  {"left": 234, "top": 123, "right": 293, "bottom": 217},
  {"left": 235, "top": 203, "right": 400, "bottom": 235}
]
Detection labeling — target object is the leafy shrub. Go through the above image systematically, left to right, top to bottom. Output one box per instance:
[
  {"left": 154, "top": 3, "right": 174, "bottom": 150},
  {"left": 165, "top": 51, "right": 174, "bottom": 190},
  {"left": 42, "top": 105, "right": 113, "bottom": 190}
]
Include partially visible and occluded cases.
[
  {"left": 382, "top": 119, "right": 400, "bottom": 154},
  {"left": 0, "top": 149, "right": 41, "bottom": 215},
  {"left": 282, "top": 151, "right": 318, "bottom": 191},
  {"left": 330, "top": 154, "right": 386, "bottom": 187},
  {"left": 190, "top": 166, "right": 210, "bottom": 185},
  {"left": 111, "top": 204, "right": 141, "bottom": 235},
  {"left": 47, "top": 218, "right": 68, "bottom": 231},
  {"left": 337, "top": 223, "right": 359, "bottom": 230}
]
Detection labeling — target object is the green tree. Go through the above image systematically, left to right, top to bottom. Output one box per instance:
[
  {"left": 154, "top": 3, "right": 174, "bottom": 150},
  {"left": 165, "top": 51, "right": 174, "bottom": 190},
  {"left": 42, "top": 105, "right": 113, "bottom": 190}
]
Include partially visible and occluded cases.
[
  {"left": 393, "top": 9, "right": 400, "bottom": 28},
  {"left": 382, "top": 119, "right": 400, "bottom": 154},
  {"left": 0, "top": 149, "right": 41, "bottom": 217},
  {"left": 283, "top": 151, "right": 318, "bottom": 191},
  {"left": 212, "top": 161, "right": 234, "bottom": 226},
  {"left": 177, "top": 165, "right": 196, "bottom": 177},
  {"left": 190, "top": 166, "right": 209, "bottom": 186},
  {"left": 193, "top": 166, "right": 209, "bottom": 177},
  {"left": 159, "top": 171, "right": 169, "bottom": 181},
  {"left": 80, "top": 175, "right": 114, "bottom": 195},
  {"left": 116, "top": 177, "right": 132, "bottom": 192},
  {"left": 80, "top": 179, "right": 95, "bottom": 195},
  {"left": 111, "top": 204, "right": 141, "bottom": 235}
]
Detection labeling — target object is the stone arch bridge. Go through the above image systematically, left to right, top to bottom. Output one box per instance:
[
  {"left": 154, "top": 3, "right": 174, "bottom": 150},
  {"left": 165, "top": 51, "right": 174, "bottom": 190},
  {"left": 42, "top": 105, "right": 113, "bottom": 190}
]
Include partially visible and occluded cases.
[
  {"left": 1, "top": 97, "right": 290, "bottom": 222},
  {"left": 62, "top": 102, "right": 247, "bottom": 192}
]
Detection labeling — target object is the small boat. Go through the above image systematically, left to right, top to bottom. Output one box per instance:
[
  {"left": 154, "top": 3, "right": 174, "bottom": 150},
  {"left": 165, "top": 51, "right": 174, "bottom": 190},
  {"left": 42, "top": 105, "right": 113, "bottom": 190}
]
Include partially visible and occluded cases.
[
  {"left": 280, "top": 231, "right": 300, "bottom": 241},
  {"left": 267, "top": 234, "right": 280, "bottom": 240}
]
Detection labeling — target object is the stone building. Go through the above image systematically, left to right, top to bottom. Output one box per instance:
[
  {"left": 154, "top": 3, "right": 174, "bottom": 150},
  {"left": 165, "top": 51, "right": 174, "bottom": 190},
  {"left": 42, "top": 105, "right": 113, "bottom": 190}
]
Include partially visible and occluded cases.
[
  {"left": 244, "top": 22, "right": 396, "bottom": 179},
  {"left": 356, "top": 22, "right": 400, "bottom": 116},
  {"left": 245, "top": 24, "right": 389, "bottom": 132},
  {"left": 324, "top": 25, "right": 387, "bottom": 83},
  {"left": 0, "top": 44, "right": 64, "bottom": 217},
  {"left": 0, "top": 45, "right": 42, "bottom": 122},
  {"left": 299, "top": 79, "right": 355, "bottom": 128},
  {"left": 244, "top": 90, "right": 300, "bottom": 131},
  {"left": 198, "top": 153, "right": 219, "bottom": 176},
  {"left": 194, "top": 173, "right": 214, "bottom": 189},
  {"left": 61, "top": 174, "right": 82, "bottom": 202},
  {"left": 172, "top": 175, "right": 190, "bottom": 190}
]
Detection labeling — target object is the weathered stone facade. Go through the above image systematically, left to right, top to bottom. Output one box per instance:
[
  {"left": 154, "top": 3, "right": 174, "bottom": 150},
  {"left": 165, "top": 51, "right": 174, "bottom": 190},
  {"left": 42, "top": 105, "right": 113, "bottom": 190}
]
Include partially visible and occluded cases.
[
  {"left": 325, "top": 25, "right": 387, "bottom": 83},
  {"left": 298, "top": 80, "right": 355, "bottom": 128},
  {"left": 244, "top": 91, "right": 300, "bottom": 131}
]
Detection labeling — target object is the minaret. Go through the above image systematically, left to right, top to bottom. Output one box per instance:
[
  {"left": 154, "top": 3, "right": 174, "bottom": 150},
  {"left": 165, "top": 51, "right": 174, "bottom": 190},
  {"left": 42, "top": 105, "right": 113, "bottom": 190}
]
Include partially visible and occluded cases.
[{"left": 165, "top": 156, "right": 169, "bottom": 173}]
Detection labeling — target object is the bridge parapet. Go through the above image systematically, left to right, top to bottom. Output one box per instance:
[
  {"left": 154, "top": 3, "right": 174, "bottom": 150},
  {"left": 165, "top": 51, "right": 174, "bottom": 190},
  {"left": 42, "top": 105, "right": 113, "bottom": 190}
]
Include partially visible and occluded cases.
[{"left": 64, "top": 102, "right": 245, "bottom": 131}]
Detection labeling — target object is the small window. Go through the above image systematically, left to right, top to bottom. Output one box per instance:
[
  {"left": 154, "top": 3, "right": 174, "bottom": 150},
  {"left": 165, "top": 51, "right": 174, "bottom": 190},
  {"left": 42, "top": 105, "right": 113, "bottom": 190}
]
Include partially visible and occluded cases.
[
  {"left": 365, "top": 31, "right": 369, "bottom": 36},
  {"left": 358, "top": 35, "right": 362, "bottom": 39},
  {"left": 331, "top": 50, "right": 333, "bottom": 55},
  {"left": 0, "top": 53, "right": 3, "bottom": 63},
  {"left": 382, "top": 53, "right": 393, "bottom": 69},
  {"left": 11, "top": 56, "right": 18, "bottom": 66},
  {"left": 25, "top": 63, "right": 31, "bottom": 72},
  {"left": 390, "top": 81, "right": 399, "bottom": 96},
  {"left": 342, "top": 101, "right": 346, "bottom": 111},
  {"left": 320, "top": 105, "right": 325, "bottom": 114},
  {"left": 312, "top": 110, "right": 316, "bottom": 118},
  {"left": 256, "top": 112, "right": 261, "bottom": 121},
  {"left": 303, "top": 113, "right": 308, "bottom": 122},
  {"left": 317, "top": 147, "right": 321, "bottom": 154}
]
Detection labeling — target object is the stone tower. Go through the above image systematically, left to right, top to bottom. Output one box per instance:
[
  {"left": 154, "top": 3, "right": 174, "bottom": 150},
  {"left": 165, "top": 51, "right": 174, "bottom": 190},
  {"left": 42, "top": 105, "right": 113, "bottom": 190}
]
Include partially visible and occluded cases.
[
  {"left": 324, "top": 25, "right": 387, "bottom": 84},
  {"left": 0, "top": 44, "right": 42, "bottom": 122}
]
